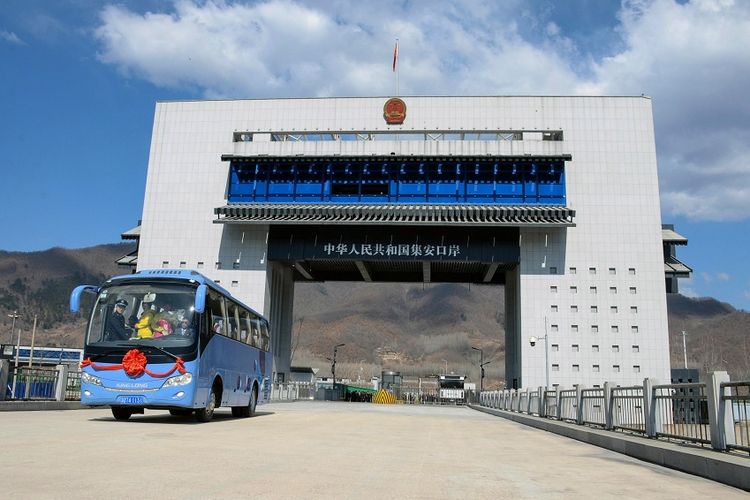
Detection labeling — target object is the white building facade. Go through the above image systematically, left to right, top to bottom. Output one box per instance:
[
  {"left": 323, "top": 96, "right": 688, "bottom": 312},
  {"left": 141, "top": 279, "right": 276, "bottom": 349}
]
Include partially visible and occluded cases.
[{"left": 134, "top": 96, "right": 675, "bottom": 388}]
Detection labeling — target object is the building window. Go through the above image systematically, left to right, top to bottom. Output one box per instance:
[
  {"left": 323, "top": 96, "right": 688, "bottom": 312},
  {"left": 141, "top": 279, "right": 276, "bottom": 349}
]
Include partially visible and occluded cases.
[
  {"left": 161, "top": 261, "right": 169, "bottom": 268},
  {"left": 179, "top": 261, "right": 186, "bottom": 268},
  {"left": 197, "top": 261, "right": 204, "bottom": 269},
  {"left": 215, "top": 261, "right": 221, "bottom": 270},
  {"left": 232, "top": 261, "right": 240, "bottom": 270},
  {"left": 549, "top": 266, "right": 557, "bottom": 274},
  {"left": 569, "top": 267, "right": 577, "bottom": 275},
  {"left": 589, "top": 267, "right": 597, "bottom": 275},
  {"left": 609, "top": 267, "right": 616, "bottom": 275},
  {"left": 628, "top": 268, "right": 636, "bottom": 275},
  {"left": 214, "top": 280, "right": 221, "bottom": 284},
  {"left": 231, "top": 280, "right": 239, "bottom": 287},
  {"left": 550, "top": 286, "right": 558, "bottom": 293},
  {"left": 570, "top": 286, "right": 578, "bottom": 294},
  {"left": 590, "top": 286, "right": 597, "bottom": 294},
  {"left": 609, "top": 287, "right": 617, "bottom": 294},
  {"left": 629, "top": 287, "right": 637, "bottom": 294},
  {"left": 551, "top": 305, "right": 558, "bottom": 313},
  {"left": 570, "top": 305, "right": 578, "bottom": 313},
  {"left": 591, "top": 306, "right": 598, "bottom": 313},
  {"left": 611, "top": 306, "right": 618, "bottom": 313},
  {"left": 630, "top": 306, "right": 638, "bottom": 314},
  {"left": 551, "top": 324, "right": 559, "bottom": 332},
  {"left": 571, "top": 324, "right": 579, "bottom": 333},
  {"left": 591, "top": 325, "right": 599, "bottom": 333},
  {"left": 611, "top": 325, "right": 619, "bottom": 333},
  {"left": 631, "top": 326, "right": 639, "bottom": 333},
  {"left": 551, "top": 344, "right": 559, "bottom": 352},
  {"left": 571, "top": 344, "right": 579, "bottom": 352},
  {"left": 592, "top": 345, "right": 599, "bottom": 352},
  {"left": 612, "top": 345, "right": 620, "bottom": 353},
  {"left": 632, "top": 345, "right": 640, "bottom": 353},
  {"left": 552, "top": 364, "right": 560, "bottom": 371},
  {"left": 572, "top": 364, "right": 580, "bottom": 372},
  {"left": 593, "top": 365, "right": 600, "bottom": 372},
  {"left": 613, "top": 365, "right": 620, "bottom": 373},
  {"left": 633, "top": 365, "right": 641, "bottom": 373}
]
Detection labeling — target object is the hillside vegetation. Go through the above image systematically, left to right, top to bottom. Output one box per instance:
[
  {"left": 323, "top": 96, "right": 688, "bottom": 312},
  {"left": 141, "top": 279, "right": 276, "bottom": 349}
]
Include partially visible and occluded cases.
[{"left": 0, "top": 244, "right": 747, "bottom": 383}]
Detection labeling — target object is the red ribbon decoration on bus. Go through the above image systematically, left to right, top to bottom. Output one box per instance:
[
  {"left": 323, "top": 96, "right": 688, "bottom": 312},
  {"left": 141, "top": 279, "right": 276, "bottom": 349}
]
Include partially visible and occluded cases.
[{"left": 80, "top": 349, "right": 186, "bottom": 378}]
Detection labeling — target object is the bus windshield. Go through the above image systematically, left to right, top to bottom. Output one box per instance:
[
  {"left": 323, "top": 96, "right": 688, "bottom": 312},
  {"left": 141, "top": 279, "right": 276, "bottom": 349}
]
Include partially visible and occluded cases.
[{"left": 87, "top": 283, "right": 197, "bottom": 348}]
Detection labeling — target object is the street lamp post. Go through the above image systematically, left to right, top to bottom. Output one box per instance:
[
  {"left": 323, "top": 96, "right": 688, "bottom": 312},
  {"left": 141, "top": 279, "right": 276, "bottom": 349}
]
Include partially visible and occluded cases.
[
  {"left": 7, "top": 311, "right": 19, "bottom": 345},
  {"left": 529, "top": 317, "right": 550, "bottom": 388},
  {"left": 331, "top": 343, "right": 345, "bottom": 386},
  {"left": 471, "top": 346, "right": 483, "bottom": 392}
]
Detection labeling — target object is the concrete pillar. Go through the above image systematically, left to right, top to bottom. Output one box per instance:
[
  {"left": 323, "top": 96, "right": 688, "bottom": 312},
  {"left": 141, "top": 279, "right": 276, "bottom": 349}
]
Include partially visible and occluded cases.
[
  {"left": 266, "top": 262, "right": 294, "bottom": 382},
  {"left": 504, "top": 266, "right": 521, "bottom": 387},
  {"left": 0, "top": 359, "right": 9, "bottom": 401},
  {"left": 54, "top": 364, "right": 69, "bottom": 402},
  {"left": 706, "top": 371, "right": 735, "bottom": 450},
  {"left": 643, "top": 378, "right": 657, "bottom": 438},
  {"left": 603, "top": 381, "right": 613, "bottom": 430},
  {"left": 576, "top": 384, "right": 585, "bottom": 425},
  {"left": 539, "top": 386, "right": 547, "bottom": 417},
  {"left": 555, "top": 386, "right": 562, "bottom": 420}
]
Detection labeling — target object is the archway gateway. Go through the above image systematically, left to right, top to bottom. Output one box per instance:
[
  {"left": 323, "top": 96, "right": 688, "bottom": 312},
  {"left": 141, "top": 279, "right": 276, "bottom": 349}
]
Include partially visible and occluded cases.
[{"left": 130, "top": 96, "right": 688, "bottom": 390}]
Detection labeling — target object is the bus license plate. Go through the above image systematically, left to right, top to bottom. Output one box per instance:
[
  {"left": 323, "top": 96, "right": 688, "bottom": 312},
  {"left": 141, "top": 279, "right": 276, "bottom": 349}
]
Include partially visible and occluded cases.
[{"left": 118, "top": 395, "right": 145, "bottom": 405}]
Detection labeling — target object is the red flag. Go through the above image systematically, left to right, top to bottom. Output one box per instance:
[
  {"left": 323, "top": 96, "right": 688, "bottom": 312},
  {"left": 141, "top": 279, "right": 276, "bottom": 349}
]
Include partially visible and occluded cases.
[{"left": 392, "top": 41, "right": 398, "bottom": 72}]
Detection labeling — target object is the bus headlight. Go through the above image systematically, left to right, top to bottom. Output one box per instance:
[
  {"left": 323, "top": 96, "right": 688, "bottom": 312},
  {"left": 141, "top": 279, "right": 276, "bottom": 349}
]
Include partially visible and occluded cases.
[
  {"left": 81, "top": 372, "right": 102, "bottom": 386},
  {"left": 162, "top": 373, "right": 193, "bottom": 388}
]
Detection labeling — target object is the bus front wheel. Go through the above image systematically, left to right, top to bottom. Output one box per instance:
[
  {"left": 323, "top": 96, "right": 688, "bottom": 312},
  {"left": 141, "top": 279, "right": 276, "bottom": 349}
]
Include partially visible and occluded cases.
[
  {"left": 195, "top": 386, "right": 218, "bottom": 423},
  {"left": 111, "top": 407, "right": 133, "bottom": 421}
]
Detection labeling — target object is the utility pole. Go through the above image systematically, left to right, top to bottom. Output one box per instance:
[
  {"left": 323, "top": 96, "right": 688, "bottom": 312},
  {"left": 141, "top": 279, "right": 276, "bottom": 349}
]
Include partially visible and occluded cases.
[
  {"left": 7, "top": 311, "right": 19, "bottom": 345},
  {"left": 24, "top": 315, "right": 37, "bottom": 399},
  {"left": 681, "top": 330, "right": 688, "bottom": 369},
  {"left": 332, "top": 343, "right": 345, "bottom": 387},
  {"left": 471, "top": 346, "right": 483, "bottom": 392}
]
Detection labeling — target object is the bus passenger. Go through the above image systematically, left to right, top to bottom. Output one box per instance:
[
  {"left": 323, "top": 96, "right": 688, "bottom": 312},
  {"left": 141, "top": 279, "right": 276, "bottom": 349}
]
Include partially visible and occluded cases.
[{"left": 105, "top": 299, "right": 132, "bottom": 341}]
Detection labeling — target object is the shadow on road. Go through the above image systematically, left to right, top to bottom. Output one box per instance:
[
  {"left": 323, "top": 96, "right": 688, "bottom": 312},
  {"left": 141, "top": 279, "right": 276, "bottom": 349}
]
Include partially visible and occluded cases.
[{"left": 88, "top": 409, "right": 274, "bottom": 425}]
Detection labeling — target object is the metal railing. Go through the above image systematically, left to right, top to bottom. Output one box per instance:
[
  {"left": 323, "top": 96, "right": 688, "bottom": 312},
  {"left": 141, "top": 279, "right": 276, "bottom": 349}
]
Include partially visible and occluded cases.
[
  {"left": 9, "top": 367, "right": 58, "bottom": 400},
  {"left": 65, "top": 371, "right": 81, "bottom": 401},
  {"left": 477, "top": 372, "right": 750, "bottom": 457},
  {"left": 722, "top": 381, "right": 750, "bottom": 453},
  {"left": 270, "top": 382, "right": 313, "bottom": 401},
  {"left": 653, "top": 382, "right": 710, "bottom": 445},
  {"left": 611, "top": 386, "right": 645, "bottom": 434},
  {"left": 580, "top": 388, "right": 606, "bottom": 427},
  {"left": 544, "top": 389, "right": 557, "bottom": 419},
  {"left": 559, "top": 389, "right": 577, "bottom": 422}
]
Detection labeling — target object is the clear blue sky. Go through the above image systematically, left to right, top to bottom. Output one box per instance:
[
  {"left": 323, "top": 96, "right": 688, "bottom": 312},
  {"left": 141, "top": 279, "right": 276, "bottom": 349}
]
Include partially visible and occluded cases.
[{"left": 1, "top": 1, "right": 748, "bottom": 310}]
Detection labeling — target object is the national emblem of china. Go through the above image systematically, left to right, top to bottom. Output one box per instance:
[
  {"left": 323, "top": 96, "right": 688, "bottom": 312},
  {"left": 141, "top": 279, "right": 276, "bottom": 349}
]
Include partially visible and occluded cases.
[{"left": 383, "top": 97, "right": 406, "bottom": 125}]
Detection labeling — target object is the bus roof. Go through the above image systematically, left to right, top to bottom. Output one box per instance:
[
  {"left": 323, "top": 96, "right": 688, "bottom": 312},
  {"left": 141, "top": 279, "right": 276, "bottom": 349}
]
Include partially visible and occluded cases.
[{"left": 105, "top": 269, "right": 267, "bottom": 321}]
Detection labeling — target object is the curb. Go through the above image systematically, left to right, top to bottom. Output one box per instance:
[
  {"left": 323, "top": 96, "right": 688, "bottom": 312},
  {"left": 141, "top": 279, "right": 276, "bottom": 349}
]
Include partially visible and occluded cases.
[
  {"left": 0, "top": 401, "right": 88, "bottom": 412},
  {"left": 469, "top": 404, "right": 750, "bottom": 492}
]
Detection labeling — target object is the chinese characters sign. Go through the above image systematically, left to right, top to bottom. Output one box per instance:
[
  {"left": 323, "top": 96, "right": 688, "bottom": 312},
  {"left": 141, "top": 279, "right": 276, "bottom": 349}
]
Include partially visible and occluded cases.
[{"left": 322, "top": 242, "right": 460, "bottom": 258}]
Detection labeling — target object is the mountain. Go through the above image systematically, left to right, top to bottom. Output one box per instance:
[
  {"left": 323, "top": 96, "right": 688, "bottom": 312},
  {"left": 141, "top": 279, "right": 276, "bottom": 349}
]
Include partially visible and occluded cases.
[{"left": 1, "top": 243, "right": 748, "bottom": 383}]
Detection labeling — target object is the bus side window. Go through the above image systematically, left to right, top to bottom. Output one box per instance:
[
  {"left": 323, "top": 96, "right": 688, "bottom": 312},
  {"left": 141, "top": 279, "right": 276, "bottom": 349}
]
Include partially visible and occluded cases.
[
  {"left": 207, "top": 290, "right": 226, "bottom": 336},
  {"left": 226, "top": 301, "right": 240, "bottom": 341},
  {"left": 241, "top": 311, "right": 254, "bottom": 346},
  {"left": 260, "top": 320, "right": 270, "bottom": 351}
]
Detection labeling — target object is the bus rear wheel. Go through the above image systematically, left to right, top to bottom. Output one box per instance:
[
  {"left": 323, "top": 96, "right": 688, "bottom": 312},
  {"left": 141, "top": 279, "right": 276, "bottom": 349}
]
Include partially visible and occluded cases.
[
  {"left": 195, "top": 386, "right": 218, "bottom": 423},
  {"left": 232, "top": 386, "right": 257, "bottom": 418},
  {"left": 111, "top": 407, "right": 133, "bottom": 421}
]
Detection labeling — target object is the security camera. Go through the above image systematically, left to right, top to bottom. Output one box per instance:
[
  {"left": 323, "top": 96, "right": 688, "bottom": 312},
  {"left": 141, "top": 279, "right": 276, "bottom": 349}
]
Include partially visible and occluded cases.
[{"left": 529, "top": 336, "right": 538, "bottom": 347}]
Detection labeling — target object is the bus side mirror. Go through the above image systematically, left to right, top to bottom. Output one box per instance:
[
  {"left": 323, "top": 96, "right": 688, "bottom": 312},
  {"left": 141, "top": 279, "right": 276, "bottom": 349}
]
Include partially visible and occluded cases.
[
  {"left": 195, "top": 284, "right": 207, "bottom": 314},
  {"left": 70, "top": 285, "right": 99, "bottom": 313}
]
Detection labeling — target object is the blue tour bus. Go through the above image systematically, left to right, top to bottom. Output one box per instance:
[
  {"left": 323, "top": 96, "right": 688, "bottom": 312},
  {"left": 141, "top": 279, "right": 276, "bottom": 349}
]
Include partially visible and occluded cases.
[{"left": 70, "top": 269, "right": 272, "bottom": 422}]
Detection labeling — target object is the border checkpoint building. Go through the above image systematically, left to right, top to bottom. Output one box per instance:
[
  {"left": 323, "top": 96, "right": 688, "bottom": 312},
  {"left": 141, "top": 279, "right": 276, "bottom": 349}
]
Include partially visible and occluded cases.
[{"left": 120, "top": 96, "right": 690, "bottom": 389}]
